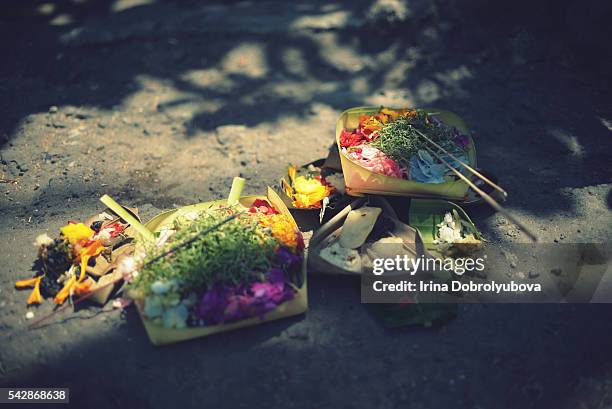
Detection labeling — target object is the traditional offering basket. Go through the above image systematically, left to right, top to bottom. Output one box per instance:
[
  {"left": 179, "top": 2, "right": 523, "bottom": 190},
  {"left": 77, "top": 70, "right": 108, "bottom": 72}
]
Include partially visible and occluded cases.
[
  {"left": 336, "top": 107, "right": 477, "bottom": 200},
  {"left": 134, "top": 187, "right": 308, "bottom": 346}
]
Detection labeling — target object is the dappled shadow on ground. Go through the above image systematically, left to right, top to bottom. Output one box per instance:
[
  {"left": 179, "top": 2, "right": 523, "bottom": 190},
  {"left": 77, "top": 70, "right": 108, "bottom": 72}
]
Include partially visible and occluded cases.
[{"left": 1, "top": 0, "right": 611, "bottom": 224}]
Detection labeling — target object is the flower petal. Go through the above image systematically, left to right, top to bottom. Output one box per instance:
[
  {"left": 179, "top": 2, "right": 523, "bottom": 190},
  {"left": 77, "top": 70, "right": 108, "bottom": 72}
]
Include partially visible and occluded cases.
[
  {"left": 54, "top": 275, "right": 77, "bottom": 304},
  {"left": 15, "top": 276, "right": 41, "bottom": 288},
  {"left": 26, "top": 276, "right": 43, "bottom": 305}
]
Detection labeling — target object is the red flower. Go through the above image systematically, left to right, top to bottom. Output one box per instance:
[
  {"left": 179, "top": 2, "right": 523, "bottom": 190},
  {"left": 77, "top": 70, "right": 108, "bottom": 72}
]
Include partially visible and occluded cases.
[
  {"left": 339, "top": 129, "right": 366, "bottom": 148},
  {"left": 249, "top": 199, "right": 278, "bottom": 215},
  {"left": 104, "top": 222, "right": 125, "bottom": 238}
]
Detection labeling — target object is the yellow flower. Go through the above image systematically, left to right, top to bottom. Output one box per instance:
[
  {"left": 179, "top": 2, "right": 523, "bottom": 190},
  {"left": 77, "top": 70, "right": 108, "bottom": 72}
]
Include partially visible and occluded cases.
[
  {"left": 380, "top": 107, "right": 407, "bottom": 122},
  {"left": 403, "top": 108, "right": 418, "bottom": 118},
  {"left": 361, "top": 116, "right": 383, "bottom": 133},
  {"left": 283, "top": 165, "right": 333, "bottom": 209},
  {"left": 288, "top": 165, "right": 297, "bottom": 184},
  {"left": 292, "top": 176, "right": 333, "bottom": 209},
  {"left": 294, "top": 176, "right": 322, "bottom": 195},
  {"left": 281, "top": 178, "right": 294, "bottom": 198},
  {"left": 261, "top": 215, "right": 299, "bottom": 249},
  {"left": 60, "top": 222, "right": 104, "bottom": 282},
  {"left": 16, "top": 223, "right": 104, "bottom": 306},
  {"left": 60, "top": 223, "right": 94, "bottom": 245},
  {"left": 77, "top": 241, "right": 104, "bottom": 281},
  {"left": 53, "top": 264, "right": 94, "bottom": 305},
  {"left": 54, "top": 275, "right": 76, "bottom": 305},
  {"left": 15, "top": 276, "right": 43, "bottom": 305}
]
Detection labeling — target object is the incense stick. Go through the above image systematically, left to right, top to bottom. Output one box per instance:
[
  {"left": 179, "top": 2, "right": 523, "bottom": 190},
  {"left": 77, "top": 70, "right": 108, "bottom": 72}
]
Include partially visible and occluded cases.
[
  {"left": 413, "top": 127, "right": 508, "bottom": 198},
  {"left": 422, "top": 145, "right": 538, "bottom": 242},
  {"left": 142, "top": 210, "right": 246, "bottom": 268}
]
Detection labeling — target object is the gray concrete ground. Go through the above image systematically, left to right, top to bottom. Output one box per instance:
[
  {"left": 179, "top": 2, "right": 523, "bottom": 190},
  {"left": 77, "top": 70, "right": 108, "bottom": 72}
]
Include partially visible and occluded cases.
[{"left": 1, "top": 1, "right": 611, "bottom": 408}]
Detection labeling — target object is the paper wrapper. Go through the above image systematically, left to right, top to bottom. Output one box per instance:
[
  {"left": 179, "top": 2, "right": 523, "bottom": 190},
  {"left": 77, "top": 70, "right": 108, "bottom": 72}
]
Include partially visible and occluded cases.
[
  {"left": 336, "top": 107, "right": 477, "bottom": 200},
  {"left": 135, "top": 187, "right": 308, "bottom": 346}
]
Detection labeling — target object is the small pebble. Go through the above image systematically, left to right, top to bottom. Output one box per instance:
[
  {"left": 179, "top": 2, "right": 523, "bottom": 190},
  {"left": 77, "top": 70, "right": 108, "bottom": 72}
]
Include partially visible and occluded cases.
[
  {"left": 48, "top": 106, "right": 58, "bottom": 114},
  {"left": 550, "top": 268, "right": 562, "bottom": 276},
  {"left": 528, "top": 271, "right": 540, "bottom": 278},
  {"left": 25, "top": 311, "right": 34, "bottom": 320}
]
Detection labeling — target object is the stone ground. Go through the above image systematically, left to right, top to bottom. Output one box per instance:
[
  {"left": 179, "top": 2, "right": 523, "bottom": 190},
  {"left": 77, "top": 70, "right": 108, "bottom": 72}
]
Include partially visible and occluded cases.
[{"left": 0, "top": 0, "right": 611, "bottom": 408}]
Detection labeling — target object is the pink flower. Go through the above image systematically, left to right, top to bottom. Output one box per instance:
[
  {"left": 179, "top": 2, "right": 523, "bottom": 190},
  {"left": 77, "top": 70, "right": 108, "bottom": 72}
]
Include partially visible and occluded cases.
[
  {"left": 346, "top": 145, "right": 405, "bottom": 178},
  {"left": 195, "top": 268, "right": 296, "bottom": 325}
]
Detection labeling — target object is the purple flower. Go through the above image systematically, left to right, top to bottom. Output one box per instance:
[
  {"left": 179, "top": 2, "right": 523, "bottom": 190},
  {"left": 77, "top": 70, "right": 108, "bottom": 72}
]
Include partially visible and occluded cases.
[
  {"left": 452, "top": 129, "right": 470, "bottom": 148},
  {"left": 275, "top": 246, "right": 302, "bottom": 273},
  {"left": 267, "top": 267, "right": 285, "bottom": 284},
  {"left": 195, "top": 272, "right": 296, "bottom": 325},
  {"left": 196, "top": 283, "right": 231, "bottom": 324},
  {"left": 223, "top": 294, "right": 250, "bottom": 322}
]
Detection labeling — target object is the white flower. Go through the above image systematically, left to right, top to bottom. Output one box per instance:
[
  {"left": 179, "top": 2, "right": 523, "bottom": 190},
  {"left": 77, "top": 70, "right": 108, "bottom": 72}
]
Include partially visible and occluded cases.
[
  {"left": 436, "top": 211, "right": 464, "bottom": 244},
  {"left": 443, "top": 212, "right": 454, "bottom": 225},
  {"left": 438, "top": 225, "right": 456, "bottom": 243},
  {"left": 453, "top": 227, "right": 462, "bottom": 241},
  {"left": 96, "top": 229, "right": 112, "bottom": 241},
  {"left": 34, "top": 233, "right": 53, "bottom": 247},
  {"left": 143, "top": 296, "right": 163, "bottom": 319},
  {"left": 162, "top": 304, "right": 189, "bottom": 329}
]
